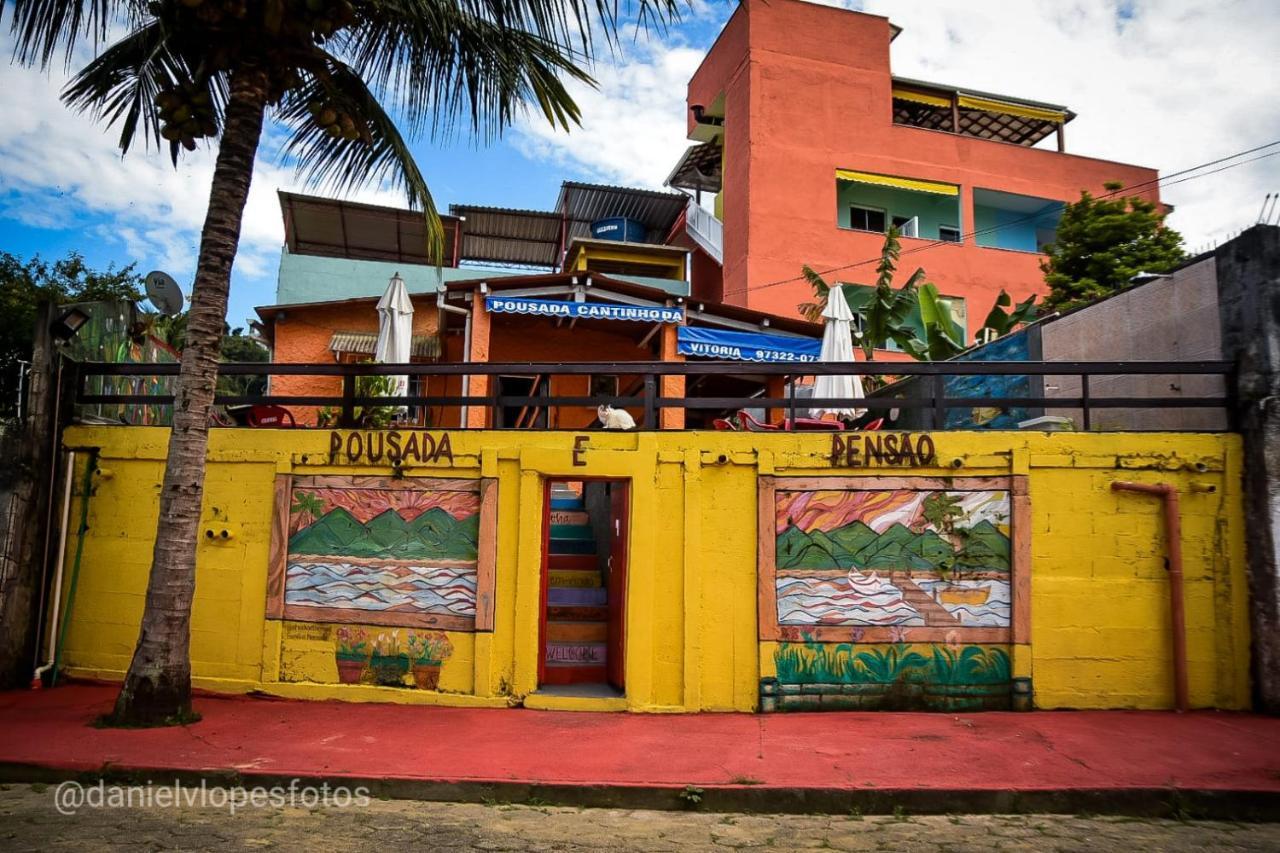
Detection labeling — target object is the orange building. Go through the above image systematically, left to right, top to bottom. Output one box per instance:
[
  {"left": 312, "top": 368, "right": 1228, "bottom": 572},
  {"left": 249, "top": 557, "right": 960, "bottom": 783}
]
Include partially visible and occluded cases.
[
  {"left": 667, "top": 0, "right": 1162, "bottom": 337},
  {"left": 257, "top": 193, "right": 823, "bottom": 429}
]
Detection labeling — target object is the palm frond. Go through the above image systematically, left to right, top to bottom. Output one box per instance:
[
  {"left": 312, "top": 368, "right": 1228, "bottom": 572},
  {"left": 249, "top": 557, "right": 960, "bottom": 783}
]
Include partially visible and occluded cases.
[
  {"left": 7, "top": 0, "right": 137, "bottom": 68},
  {"left": 343, "top": 0, "right": 594, "bottom": 143},
  {"left": 61, "top": 20, "right": 207, "bottom": 156},
  {"left": 278, "top": 57, "right": 445, "bottom": 262}
]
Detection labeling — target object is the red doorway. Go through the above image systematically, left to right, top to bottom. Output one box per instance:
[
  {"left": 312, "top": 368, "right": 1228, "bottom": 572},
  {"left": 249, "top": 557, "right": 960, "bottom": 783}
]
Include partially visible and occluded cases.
[{"left": 538, "top": 479, "right": 629, "bottom": 695}]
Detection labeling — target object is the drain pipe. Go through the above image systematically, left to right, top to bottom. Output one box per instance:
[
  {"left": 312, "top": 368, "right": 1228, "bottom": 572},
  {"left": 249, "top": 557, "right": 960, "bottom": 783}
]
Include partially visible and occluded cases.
[
  {"left": 437, "top": 289, "right": 472, "bottom": 425},
  {"left": 31, "top": 451, "right": 75, "bottom": 687},
  {"left": 49, "top": 451, "right": 97, "bottom": 687},
  {"left": 1111, "top": 481, "right": 1188, "bottom": 712}
]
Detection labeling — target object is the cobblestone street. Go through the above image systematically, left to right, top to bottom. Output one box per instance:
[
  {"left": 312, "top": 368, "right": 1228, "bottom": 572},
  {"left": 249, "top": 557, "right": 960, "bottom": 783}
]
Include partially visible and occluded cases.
[{"left": 1, "top": 786, "right": 1278, "bottom": 852}]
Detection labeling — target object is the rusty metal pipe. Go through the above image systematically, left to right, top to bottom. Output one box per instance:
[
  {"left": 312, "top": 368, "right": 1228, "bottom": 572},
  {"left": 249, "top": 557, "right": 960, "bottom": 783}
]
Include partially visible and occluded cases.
[{"left": 1111, "top": 481, "right": 1188, "bottom": 712}]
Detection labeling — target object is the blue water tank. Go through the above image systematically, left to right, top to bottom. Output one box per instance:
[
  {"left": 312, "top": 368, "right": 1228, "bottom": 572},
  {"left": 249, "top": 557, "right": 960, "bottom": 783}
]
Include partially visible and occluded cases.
[{"left": 590, "top": 217, "right": 646, "bottom": 243}]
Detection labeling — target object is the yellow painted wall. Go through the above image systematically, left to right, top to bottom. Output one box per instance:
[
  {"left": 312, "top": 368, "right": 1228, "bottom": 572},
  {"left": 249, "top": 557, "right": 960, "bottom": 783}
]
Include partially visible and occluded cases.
[{"left": 54, "top": 428, "right": 1251, "bottom": 712}]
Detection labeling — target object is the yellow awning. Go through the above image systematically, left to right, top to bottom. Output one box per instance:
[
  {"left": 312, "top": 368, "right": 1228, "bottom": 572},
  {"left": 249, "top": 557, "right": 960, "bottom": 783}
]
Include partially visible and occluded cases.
[
  {"left": 891, "top": 87, "right": 952, "bottom": 109},
  {"left": 957, "top": 94, "right": 1066, "bottom": 124},
  {"left": 834, "top": 169, "right": 958, "bottom": 197}
]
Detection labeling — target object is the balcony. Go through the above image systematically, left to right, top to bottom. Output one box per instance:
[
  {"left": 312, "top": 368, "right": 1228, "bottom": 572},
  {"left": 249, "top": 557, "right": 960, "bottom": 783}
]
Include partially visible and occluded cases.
[
  {"left": 891, "top": 77, "right": 1073, "bottom": 151},
  {"left": 835, "top": 170, "right": 961, "bottom": 242},
  {"left": 973, "top": 189, "right": 1065, "bottom": 253},
  {"left": 682, "top": 199, "right": 724, "bottom": 265}
]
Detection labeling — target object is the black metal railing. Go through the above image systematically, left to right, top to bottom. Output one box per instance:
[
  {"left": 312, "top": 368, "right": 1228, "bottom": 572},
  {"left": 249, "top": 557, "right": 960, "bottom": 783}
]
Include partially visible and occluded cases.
[{"left": 67, "top": 359, "right": 1235, "bottom": 431}]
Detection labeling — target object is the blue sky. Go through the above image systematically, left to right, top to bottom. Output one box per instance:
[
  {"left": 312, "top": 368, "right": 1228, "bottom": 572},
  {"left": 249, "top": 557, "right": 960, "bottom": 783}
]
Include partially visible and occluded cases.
[{"left": 2, "top": 0, "right": 1278, "bottom": 329}]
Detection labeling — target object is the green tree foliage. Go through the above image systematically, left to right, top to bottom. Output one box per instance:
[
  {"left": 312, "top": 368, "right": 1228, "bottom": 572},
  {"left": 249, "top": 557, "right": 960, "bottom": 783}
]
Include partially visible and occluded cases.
[
  {"left": 1041, "top": 183, "right": 1186, "bottom": 312},
  {"left": 0, "top": 251, "right": 143, "bottom": 417}
]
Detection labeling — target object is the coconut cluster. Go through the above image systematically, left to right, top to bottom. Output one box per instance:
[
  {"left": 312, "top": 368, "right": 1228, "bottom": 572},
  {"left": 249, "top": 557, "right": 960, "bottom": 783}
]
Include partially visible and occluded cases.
[
  {"left": 157, "top": 84, "right": 217, "bottom": 150},
  {"left": 307, "top": 99, "right": 371, "bottom": 143}
]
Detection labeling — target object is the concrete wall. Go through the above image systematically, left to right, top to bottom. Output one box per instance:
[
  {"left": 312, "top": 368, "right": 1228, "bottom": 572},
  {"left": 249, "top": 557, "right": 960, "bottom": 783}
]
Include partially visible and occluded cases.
[
  {"left": 687, "top": 0, "right": 1161, "bottom": 333},
  {"left": 1040, "top": 255, "right": 1227, "bottom": 430},
  {"left": 54, "top": 427, "right": 1249, "bottom": 712}
]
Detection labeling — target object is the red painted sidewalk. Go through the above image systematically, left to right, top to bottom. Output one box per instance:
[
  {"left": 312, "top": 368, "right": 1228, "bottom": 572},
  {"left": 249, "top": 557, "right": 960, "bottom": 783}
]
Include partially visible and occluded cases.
[{"left": 1, "top": 685, "right": 1278, "bottom": 813}]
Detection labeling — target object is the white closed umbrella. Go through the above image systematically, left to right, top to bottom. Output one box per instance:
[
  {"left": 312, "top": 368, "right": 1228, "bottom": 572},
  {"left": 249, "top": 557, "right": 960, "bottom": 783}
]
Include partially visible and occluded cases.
[
  {"left": 375, "top": 272, "right": 414, "bottom": 411},
  {"left": 810, "top": 284, "right": 866, "bottom": 419}
]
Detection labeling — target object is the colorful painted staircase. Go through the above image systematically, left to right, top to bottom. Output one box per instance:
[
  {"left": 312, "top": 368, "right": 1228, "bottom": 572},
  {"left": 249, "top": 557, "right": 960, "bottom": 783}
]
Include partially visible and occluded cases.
[{"left": 544, "top": 487, "right": 608, "bottom": 685}]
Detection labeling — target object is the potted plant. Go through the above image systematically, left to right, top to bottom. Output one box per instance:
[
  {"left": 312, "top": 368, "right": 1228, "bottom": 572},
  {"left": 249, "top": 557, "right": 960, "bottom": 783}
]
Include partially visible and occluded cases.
[
  {"left": 333, "top": 627, "right": 370, "bottom": 684},
  {"left": 406, "top": 630, "right": 454, "bottom": 690},
  {"left": 369, "top": 631, "right": 411, "bottom": 686}
]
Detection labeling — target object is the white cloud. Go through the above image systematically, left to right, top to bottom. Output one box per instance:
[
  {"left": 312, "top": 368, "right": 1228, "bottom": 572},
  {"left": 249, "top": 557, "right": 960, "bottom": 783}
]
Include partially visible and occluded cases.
[
  {"left": 3, "top": 0, "right": 1275, "bottom": 305},
  {"left": 511, "top": 0, "right": 1280, "bottom": 251},
  {"left": 0, "top": 29, "right": 405, "bottom": 314},
  {"left": 511, "top": 36, "right": 707, "bottom": 189}
]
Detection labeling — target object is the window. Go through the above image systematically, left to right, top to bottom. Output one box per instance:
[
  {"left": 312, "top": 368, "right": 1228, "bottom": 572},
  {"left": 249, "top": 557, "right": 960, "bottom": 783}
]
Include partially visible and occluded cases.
[
  {"left": 848, "top": 205, "right": 887, "bottom": 233},
  {"left": 892, "top": 216, "right": 919, "bottom": 238},
  {"left": 939, "top": 226, "right": 962, "bottom": 243}
]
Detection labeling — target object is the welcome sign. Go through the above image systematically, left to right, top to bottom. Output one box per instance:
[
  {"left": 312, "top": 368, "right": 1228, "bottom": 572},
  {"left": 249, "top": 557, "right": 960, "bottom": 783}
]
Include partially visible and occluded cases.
[{"left": 486, "top": 296, "right": 683, "bottom": 324}]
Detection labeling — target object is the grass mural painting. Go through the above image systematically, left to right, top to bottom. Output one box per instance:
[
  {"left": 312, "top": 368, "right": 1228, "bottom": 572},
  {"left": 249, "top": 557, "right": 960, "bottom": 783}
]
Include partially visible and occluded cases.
[{"left": 762, "top": 480, "right": 1023, "bottom": 711}]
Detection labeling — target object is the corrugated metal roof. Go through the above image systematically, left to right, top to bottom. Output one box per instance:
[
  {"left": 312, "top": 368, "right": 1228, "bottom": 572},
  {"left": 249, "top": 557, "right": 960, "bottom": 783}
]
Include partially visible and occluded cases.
[
  {"left": 556, "top": 182, "right": 689, "bottom": 244},
  {"left": 448, "top": 183, "right": 690, "bottom": 268},
  {"left": 280, "top": 191, "right": 460, "bottom": 264},
  {"left": 448, "top": 205, "right": 563, "bottom": 267},
  {"left": 329, "top": 331, "right": 441, "bottom": 359}
]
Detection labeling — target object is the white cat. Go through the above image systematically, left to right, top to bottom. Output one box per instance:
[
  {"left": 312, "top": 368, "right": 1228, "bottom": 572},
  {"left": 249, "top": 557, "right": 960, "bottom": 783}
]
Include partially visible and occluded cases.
[{"left": 597, "top": 404, "right": 637, "bottom": 430}]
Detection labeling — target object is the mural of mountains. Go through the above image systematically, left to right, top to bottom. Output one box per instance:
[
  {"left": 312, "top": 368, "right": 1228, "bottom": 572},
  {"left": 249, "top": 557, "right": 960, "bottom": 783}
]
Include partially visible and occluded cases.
[
  {"left": 291, "top": 506, "right": 478, "bottom": 561},
  {"left": 777, "top": 519, "right": 1009, "bottom": 572}
]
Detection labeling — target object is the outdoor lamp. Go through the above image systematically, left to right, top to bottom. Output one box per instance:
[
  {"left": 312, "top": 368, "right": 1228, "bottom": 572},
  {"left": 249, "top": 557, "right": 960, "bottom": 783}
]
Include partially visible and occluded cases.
[{"left": 50, "top": 307, "right": 91, "bottom": 343}]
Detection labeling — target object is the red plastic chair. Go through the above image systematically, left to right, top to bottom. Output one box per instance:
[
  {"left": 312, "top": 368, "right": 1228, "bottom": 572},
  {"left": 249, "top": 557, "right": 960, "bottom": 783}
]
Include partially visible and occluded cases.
[
  {"left": 245, "top": 405, "right": 296, "bottom": 428},
  {"left": 736, "top": 410, "right": 844, "bottom": 432},
  {"left": 711, "top": 418, "right": 737, "bottom": 431},
  {"left": 861, "top": 418, "right": 884, "bottom": 431}
]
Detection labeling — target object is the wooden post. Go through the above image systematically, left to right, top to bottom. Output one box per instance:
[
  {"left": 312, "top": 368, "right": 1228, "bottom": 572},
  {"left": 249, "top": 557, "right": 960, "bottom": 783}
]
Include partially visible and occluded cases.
[
  {"left": 1056, "top": 122, "right": 1065, "bottom": 153},
  {"left": 466, "top": 295, "right": 492, "bottom": 429},
  {"left": 0, "top": 302, "right": 59, "bottom": 687},
  {"left": 658, "top": 324, "right": 685, "bottom": 430},
  {"left": 765, "top": 375, "right": 787, "bottom": 425}
]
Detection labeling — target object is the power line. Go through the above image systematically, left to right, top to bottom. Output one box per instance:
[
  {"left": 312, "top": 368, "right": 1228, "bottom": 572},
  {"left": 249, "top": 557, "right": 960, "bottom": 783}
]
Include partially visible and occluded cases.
[{"left": 748, "top": 139, "right": 1280, "bottom": 293}]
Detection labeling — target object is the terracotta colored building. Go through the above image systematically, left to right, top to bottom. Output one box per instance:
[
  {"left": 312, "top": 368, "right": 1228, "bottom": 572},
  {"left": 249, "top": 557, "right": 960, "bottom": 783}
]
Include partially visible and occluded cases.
[
  {"left": 666, "top": 0, "right": 1163, "bottom": 336},
  {"left": 257, "top": 192, "right": 823, "bottom": 429}
]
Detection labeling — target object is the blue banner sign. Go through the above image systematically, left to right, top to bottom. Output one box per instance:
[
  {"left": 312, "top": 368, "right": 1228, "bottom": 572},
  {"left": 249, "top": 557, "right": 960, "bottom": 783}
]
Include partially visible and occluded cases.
[
  {"left": 486, "top": 296, "right": 683, "bottom": 324},
  {"left": 677, "top": 326, "right": 822, "bottom": 363}
]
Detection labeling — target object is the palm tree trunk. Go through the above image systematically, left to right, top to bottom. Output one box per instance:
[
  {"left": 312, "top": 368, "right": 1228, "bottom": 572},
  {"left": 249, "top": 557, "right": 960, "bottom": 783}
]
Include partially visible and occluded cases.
[{"left": 109, "top": 65, "right": 270, "bottom": 725}]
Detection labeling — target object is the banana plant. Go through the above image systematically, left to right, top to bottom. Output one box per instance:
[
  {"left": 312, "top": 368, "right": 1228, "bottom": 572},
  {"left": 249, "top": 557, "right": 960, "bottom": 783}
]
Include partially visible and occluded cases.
[
  {"left": 798, "top": 227, "right": 925, "bottom": 361},
  {"left": 977, "top": 289, "right": 1039, "bottom": 342}
]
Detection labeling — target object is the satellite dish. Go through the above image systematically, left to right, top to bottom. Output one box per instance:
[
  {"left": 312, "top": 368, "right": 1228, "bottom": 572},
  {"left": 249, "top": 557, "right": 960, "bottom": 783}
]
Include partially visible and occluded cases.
[{"left": 144, "top": 270, "right": 185, "bottom": 316}]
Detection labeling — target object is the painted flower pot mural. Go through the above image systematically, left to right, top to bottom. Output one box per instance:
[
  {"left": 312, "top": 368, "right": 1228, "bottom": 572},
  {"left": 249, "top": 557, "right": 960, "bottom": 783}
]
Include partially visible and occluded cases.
[
  {"left": 333, "top": 627, "right": 370, "bottom": 684},
  {"left": 407, "top": 630, "right": 454, "bottom": 690},
  {"left": 370, "top": 631, "right": 411, "bottom": 686}
]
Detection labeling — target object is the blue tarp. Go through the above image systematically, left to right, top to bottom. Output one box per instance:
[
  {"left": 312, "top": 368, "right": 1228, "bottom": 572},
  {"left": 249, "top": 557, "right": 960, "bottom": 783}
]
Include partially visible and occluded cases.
[{"left": 677, "top": 326, "right": 822, "bottom": 363}]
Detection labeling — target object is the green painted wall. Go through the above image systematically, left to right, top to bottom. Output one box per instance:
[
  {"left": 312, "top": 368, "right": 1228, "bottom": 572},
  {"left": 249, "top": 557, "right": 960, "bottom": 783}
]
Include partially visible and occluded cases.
[
  {"left": 835, "top": 182, "right": 961, "bottom": 240},
  {"left": 274, "top": 252, "right": 690, "bottom": 307}
]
